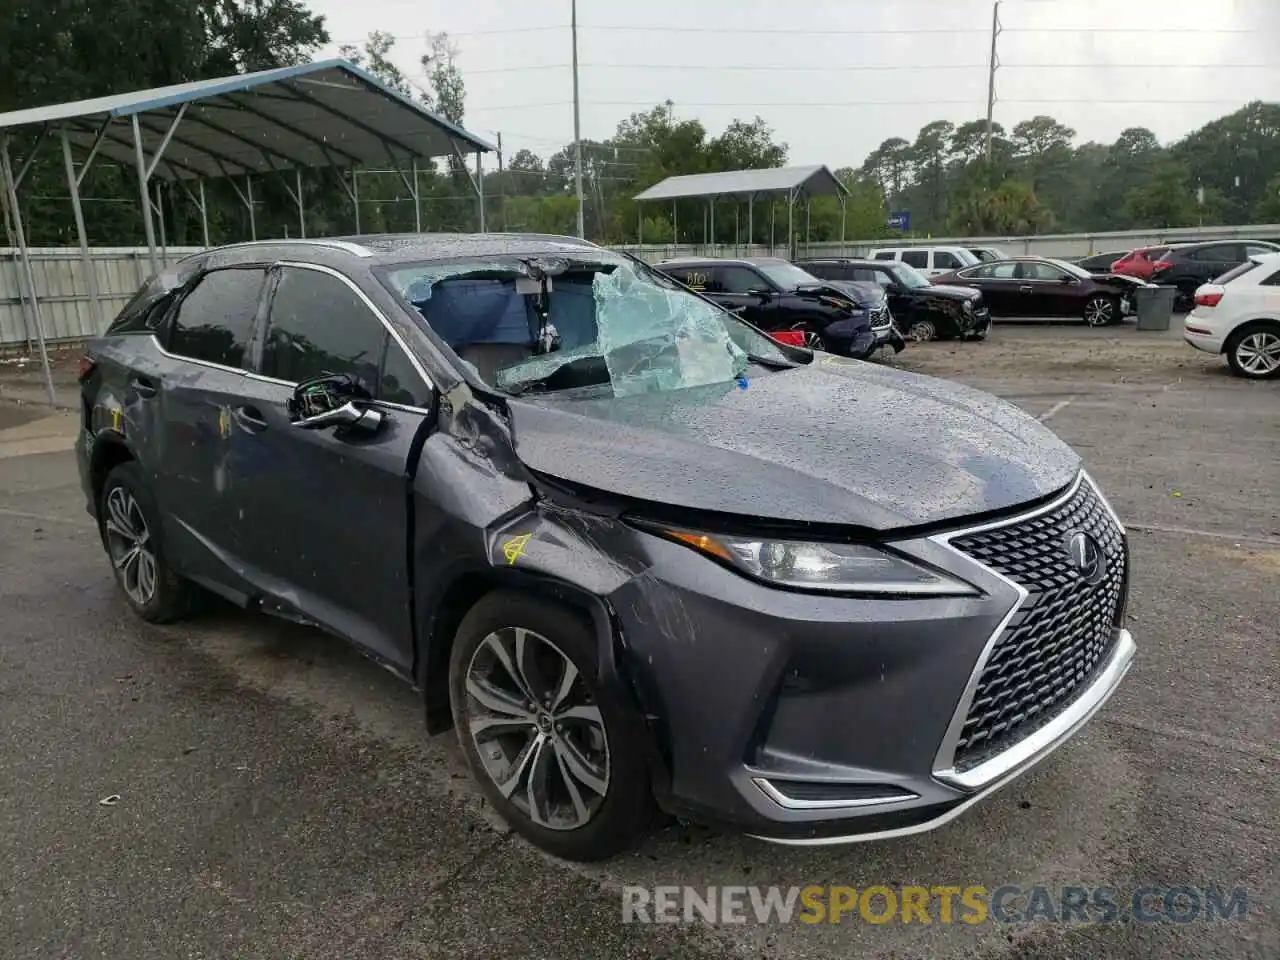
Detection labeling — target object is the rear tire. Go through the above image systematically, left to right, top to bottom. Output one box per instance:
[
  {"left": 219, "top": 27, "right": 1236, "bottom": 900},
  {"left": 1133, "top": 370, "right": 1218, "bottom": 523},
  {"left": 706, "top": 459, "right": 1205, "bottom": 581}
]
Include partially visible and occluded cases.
[
  {"left": 1224, "top": 321, "right": 1280, "bottom": 379},
  {"left": 98, "top": 462, "right": 200, "bottom": 623},
  {"left": 449, "top": 591, "right": 654, "bottom": 862}
]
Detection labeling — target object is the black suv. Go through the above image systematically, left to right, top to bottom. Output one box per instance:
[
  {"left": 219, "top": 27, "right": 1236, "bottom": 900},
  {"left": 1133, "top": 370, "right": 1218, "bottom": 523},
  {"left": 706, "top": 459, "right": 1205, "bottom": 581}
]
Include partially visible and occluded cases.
[
  {"left": 75, "top": 233, "right": 1134, "bottom": 863},
  {"left": 1149, "top": 239, "right": 1280, "bottom": 310},
  {"left": 656, "top": 257, "right": 904, "bottom": 356},
  {"left": 797, "top": 258, "right": 991, "bottom": 342}
]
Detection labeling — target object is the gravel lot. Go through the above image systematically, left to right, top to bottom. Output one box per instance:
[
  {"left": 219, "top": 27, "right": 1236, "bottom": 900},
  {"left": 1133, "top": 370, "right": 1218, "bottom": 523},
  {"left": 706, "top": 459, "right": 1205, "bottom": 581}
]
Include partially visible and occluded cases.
[{"left": 1, "top": 322, "right": 1276, "bottom": 959}]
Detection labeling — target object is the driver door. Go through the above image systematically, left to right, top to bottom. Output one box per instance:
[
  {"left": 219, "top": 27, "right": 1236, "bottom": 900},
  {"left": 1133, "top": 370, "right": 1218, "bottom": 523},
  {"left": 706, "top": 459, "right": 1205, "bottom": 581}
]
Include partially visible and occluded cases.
[{"left": 229, "top": 262, "right": 437, "bottom": 673}]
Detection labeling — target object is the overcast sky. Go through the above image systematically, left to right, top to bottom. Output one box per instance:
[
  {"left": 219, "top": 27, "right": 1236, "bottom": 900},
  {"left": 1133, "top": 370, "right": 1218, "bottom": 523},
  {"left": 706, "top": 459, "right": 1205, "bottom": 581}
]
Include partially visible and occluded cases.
[{"left": 310, "top": 0, "right": 1280, "bottom": 172}]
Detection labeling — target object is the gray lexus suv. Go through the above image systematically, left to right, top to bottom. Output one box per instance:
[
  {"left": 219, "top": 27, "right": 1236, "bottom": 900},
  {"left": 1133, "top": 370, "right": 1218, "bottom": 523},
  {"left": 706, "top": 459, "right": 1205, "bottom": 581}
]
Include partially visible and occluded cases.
[{"left": 75, "top": 233, "right": 1135, "bottom": 861}]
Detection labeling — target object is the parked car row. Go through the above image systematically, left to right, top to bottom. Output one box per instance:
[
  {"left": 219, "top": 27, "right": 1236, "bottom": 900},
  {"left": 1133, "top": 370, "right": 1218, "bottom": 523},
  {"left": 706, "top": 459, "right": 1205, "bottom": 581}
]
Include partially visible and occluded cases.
[{"left": 1074, "top": 239, "right": 1280, "bottom": 312}]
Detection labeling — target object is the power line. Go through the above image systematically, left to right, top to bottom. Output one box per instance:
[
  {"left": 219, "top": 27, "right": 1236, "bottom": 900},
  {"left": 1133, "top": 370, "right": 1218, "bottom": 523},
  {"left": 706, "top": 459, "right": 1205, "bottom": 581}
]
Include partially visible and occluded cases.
[
  {"left": 578, "top": 23, "right": 1257, "bottom": 35},
  {"left": 454, "top": 62, "right": 1280, "bottom": 74},
  {"left": 475, "top": 98, "right": 1260, "bottom": 110}
]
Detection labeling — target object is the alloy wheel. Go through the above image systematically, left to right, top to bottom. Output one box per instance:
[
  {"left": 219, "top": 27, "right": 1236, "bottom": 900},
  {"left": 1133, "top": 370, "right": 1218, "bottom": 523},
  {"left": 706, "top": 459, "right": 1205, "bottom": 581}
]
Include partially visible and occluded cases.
[
  {"left": 1084, "top": 298, "right": 1114, "bottom": 326},
  {"left": 907, "top": 320, "right": 936, "bottom": 342},
  {"left": 791, "top": 325, "right": 824, "bottom": 350},
  {"left": 1234, "top": 330, "right": 1280, "bottom": 376},
  {"left": 103, "top": 487, "right": 157, "bottom": 606},
  {"left": 464, "top": 627, "right": 610, "bottom": 831}
]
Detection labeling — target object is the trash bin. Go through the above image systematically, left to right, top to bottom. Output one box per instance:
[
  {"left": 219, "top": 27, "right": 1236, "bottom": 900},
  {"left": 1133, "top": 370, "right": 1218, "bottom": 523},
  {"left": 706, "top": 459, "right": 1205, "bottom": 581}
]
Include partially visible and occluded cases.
[{"left": 1134, "top": 285, "right": 1177, "bottom": 331}]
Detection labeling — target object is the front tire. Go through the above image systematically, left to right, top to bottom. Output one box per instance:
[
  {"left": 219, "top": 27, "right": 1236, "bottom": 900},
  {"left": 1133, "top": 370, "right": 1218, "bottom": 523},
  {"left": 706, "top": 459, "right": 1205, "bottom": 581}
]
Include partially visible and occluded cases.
[
  {"left": 1083, "top": 296, "right": 1118, "bottom": 327},
  {"left": 905, "top": 319, "right": 937, "bottom": 342},
  {"left": 790, "top": 320, "right": 828, "bottom": 352},
  {"left": 1225, "top": 321, "right": 1280, "bottom": 379},
  {"left": 98, "top": 461, "right": 200, "bottom": 623},
  {"left": 449, "top": 591, "right": 654, "bottom": 861}
]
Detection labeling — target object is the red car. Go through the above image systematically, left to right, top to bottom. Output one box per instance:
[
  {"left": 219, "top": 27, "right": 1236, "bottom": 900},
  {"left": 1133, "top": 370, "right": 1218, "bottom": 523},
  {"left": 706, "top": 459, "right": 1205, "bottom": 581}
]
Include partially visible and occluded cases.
[{"left": 1111, "top": 245, "right": 1182, "bottom": 281}]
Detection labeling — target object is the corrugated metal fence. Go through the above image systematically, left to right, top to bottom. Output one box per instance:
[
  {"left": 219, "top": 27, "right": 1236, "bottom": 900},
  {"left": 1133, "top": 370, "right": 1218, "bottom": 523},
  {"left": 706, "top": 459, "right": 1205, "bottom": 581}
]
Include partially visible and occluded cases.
[
  {"left": 6, "top": 222, "right": 1280, "bottom": 349},
  {"left": 1, "top": 247, "right": 202, "bottom": 351}
]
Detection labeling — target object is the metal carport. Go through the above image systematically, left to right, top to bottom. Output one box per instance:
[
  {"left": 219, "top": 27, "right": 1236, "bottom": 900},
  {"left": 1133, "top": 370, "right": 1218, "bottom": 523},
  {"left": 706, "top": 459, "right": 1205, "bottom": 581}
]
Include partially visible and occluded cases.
[
  {"left": 0, "top": 58, "right": 495, "bottom": 405},
  {"left": 632, "top": 164, "right": 849, "bottom": 253}
]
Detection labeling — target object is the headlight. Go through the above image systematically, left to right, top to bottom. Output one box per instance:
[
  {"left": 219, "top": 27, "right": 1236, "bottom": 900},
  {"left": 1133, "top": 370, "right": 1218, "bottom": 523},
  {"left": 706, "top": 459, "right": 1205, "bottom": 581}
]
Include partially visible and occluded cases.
[
  {"left": 963, "top": 299, "right": 974, "bottom": 313},
  {"left": 654, "top": 529, "right": 977, "bottom": 596}
]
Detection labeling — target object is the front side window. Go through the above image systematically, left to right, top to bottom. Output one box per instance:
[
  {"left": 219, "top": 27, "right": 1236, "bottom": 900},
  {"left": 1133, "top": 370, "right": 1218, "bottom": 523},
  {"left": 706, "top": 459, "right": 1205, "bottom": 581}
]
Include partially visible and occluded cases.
[
  {"left": 1191, "top": 245, "right": 1237, "bottom": 262},
  {"left": 934, "top": 251, "right": 962, "bottom": 270},
  {"left": 752, "top": 260, "right": 819, "bottom": 290},
  {"left": 1019, "top": 261, "right": 1070, "bottom": 282},
  {"left": 966, "top": 262, "right": 1017, "bottom": 280},
  {"left": 715, "top": 266, "right": 768, "bottom": 294},
  {"left": 167, "top": 267, "right": 267, "bottom": 368},
  {"left": 261, "top": 267, "right": 385, "bottom": 394}
]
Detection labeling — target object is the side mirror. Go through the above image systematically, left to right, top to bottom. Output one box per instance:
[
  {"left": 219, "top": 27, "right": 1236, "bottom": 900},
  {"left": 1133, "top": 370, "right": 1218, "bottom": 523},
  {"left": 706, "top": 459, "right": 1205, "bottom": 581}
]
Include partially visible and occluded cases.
[{"left": 293, "top": 400, "right": 383, "bottom": 434}]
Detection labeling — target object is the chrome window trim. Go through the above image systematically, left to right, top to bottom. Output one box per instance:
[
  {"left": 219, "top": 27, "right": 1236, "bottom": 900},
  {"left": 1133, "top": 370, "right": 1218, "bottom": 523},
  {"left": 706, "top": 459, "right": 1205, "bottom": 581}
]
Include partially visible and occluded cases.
[
  {"left": 925, "top": 469, "right": 1129, "bottom": 790},
  {"left": 751, "top": 777, "right": 920, "bottom": 811}
]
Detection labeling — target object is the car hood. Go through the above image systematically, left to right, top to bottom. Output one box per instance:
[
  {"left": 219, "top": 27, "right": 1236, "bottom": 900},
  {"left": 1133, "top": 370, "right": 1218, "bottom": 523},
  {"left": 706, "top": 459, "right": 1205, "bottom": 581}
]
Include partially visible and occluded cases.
[
  {"left": 824, "top": 279, "right": 886, "bottom": 306},
  {"left": 919, "top": 283, "right": 981, "bottom": 302},
  {"left": 506, "top": 359, "right": 1080, "bottom": 532}
]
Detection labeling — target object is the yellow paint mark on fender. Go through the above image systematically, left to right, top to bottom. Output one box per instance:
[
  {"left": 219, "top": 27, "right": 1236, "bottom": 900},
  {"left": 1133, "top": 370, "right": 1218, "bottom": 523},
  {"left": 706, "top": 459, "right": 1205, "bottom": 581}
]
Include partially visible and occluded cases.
[
  {"left": 820, "top": 355, "right": 852, "bottom": 366},
  {"left": 218, "top": 406, "right": 232, "bottom": 440},
  {"left": 111, "top": 407, "right": 122, "bottom": 431},
  {"left": 502, "top": 533, "right": 534, "bottom": 565}
]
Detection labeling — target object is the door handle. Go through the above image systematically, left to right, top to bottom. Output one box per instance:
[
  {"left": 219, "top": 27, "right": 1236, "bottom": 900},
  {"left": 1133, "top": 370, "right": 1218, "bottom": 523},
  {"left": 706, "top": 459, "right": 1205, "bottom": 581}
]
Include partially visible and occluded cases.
[
  {"left": 1019, "top": 285, "right": 1033, "bottom": 294},
  {"left": 129, "top": 376, "right": 157, "bottom": 398},
  {"left": 232, "top": 405, "right": 269, "bottom": 432}
]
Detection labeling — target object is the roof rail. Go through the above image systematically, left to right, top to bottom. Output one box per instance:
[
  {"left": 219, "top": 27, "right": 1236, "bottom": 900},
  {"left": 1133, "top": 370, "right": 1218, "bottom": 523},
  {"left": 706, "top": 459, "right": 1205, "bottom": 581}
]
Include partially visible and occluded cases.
[{"left": 200, "top": 238, "right": 375, "bottom": 258}]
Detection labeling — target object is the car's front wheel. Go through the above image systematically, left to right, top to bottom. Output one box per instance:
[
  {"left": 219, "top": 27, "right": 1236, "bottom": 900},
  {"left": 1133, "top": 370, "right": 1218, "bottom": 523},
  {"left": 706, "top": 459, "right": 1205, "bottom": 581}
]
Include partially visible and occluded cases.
[
  {"left": 1083, "top": 296, "right": 1119, "bottom": 327},
  {"left": 906, "top": 319, "right": 937, "bottom": 342},
  {"left": 790, "top": 320, "right": 828, "bottom": 352},
  {"left": 1225, "top": 321, "right": 1280, "bottom": 379},
  {"left": 98, "top": 461, "right": 200, "bottom": 622},
  {"left": 449, "top": 591, "right": 654, "bottom": 861}
]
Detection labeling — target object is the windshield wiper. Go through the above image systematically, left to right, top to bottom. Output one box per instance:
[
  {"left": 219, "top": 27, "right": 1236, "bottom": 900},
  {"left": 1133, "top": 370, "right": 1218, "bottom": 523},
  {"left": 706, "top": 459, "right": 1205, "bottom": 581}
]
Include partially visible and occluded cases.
[{"left": 744, "top": 352, "right": 799, "bottom": 369}]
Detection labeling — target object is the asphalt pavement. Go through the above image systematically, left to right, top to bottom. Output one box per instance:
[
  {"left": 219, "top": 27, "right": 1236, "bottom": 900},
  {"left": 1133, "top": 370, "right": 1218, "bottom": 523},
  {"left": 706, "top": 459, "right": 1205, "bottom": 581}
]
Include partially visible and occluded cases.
[{"left": 0, "top": 327, "right": 1276, "bottom": 959}]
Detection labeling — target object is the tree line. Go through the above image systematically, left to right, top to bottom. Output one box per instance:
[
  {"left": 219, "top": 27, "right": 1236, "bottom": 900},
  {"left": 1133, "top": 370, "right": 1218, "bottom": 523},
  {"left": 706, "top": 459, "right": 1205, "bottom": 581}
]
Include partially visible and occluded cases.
[{"left": 3, "top": 2, "right": 1278, "bottom": 249}]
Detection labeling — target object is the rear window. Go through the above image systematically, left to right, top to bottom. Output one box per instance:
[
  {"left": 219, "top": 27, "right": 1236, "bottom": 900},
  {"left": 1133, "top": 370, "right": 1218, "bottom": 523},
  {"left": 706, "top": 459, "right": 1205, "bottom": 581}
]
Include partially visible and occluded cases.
[
  {"left": 1216, "top": 260, "right": 1260, "bottom": 285},
  {"left": 107, "top": 286, "right": 174, "bottom": 334}
]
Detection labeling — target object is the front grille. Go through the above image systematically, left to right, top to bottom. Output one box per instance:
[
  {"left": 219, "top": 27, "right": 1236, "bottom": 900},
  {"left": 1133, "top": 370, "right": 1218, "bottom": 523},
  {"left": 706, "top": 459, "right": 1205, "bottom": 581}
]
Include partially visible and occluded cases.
[
  {"left": 870, "top": 304, "right": 891, "bottom": 329},
  {"left": 946, "top": 476, "right": 1127, "bottom": 772}
]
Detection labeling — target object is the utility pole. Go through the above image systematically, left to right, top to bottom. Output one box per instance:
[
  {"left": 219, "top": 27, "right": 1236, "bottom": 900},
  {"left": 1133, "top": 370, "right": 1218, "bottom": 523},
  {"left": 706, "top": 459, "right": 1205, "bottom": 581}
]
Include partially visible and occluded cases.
[
  {"left": 571, "top": 0, "right": 585, "bottom": 238},
  {"left": 984, "top": 0, "right": 1002, "bottom": 163},
  {"left": 496, "top": 131, "right": 507, "bottom": 231}
]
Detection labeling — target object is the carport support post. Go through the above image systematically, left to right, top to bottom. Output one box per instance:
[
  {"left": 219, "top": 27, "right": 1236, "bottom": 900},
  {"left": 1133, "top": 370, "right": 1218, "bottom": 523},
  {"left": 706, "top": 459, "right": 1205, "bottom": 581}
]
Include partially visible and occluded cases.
[
  {"left": 131, "top": 114, "right": 160, "bottom": 276},
  {"left": 60, "top": 129, "right": 105, "bottom": 332},
  {"left": 0, "top": 138, "right": 56, "bottom": 406},
  {"left": 411, "top": 158, "right": 421, "bottom": 233},
  {"left": 295, "top": 168, "right": 306, "bottom": 239},
  {"left": 352, "top": 168, "right": 361, "bottom": 234},
  {"left": 245, "top": 175, "right": 256, "bottom": 241},
  {"left": 198, "top": 180, "right": 210, "bottom": 248},
  {"left": 154, "top": 183, "right": 167, "bottom": 261},
  {"left": 786, "top": 188, "right": 795, "bottom": 259},
  {"left": 839, "top": 192, "right": 846, "bottom": 254},
  {"left": 747, "top": 194, "right": 754, "bottom": 251},
  {"left": 709, "top": 197, "right": 715, "bottom": 253},
  {"left": 637, "top": 202, "right": 642, "bottom": 245}
]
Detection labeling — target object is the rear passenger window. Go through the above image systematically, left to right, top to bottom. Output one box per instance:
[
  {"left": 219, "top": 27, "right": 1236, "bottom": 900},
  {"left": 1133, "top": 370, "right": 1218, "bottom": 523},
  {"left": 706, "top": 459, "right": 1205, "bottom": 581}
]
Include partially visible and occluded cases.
[
  {"left": 1190, "top": 245, "right": 1237, "bottom": 261},
  {"left": 901, "top": 250, "right": 929, "bottom": 268},
  {"left": 261, "top": 267, "right": 384, "bottom": 394},
  {"left": 167, "top": 268, "right": 266, "bottom": 369},
  {"left": 1261, "top": 269, "right": 1280, "bottom": 287}
]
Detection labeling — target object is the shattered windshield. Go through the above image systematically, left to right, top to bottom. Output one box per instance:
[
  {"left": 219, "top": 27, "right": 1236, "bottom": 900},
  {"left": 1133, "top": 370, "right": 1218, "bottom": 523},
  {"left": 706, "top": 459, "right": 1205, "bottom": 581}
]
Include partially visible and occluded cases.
[{"left": 382, "top": 255, "right": 796, "bottom": 398}]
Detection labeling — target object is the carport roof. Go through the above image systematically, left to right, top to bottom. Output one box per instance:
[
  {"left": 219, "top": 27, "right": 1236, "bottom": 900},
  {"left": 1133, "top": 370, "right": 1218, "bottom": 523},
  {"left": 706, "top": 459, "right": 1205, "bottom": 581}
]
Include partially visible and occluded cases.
[
  {"left": 0, "top": 59, "right": 495, "bottom": 181},
  {"left": 632, "top": 164, "right": 848, "bottom": 202}
]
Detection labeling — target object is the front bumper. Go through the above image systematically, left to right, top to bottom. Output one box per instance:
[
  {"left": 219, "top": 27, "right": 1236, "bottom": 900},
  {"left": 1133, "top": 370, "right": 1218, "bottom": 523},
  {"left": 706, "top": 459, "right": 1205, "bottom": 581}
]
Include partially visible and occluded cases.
[{"left": 610, "top": 473, "right": 1132, "bottom": 845}]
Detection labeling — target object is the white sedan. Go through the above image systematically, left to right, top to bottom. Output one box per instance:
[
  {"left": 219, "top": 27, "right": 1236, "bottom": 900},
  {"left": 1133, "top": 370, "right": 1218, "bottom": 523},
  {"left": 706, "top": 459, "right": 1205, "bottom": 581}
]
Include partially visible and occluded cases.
[{"left": 1183, "top": 252, "right": 1280, "bottom": 379}]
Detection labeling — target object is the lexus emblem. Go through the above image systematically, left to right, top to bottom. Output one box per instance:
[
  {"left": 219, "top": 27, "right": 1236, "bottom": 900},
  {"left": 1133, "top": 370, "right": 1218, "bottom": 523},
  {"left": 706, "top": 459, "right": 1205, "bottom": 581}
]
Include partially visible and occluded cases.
[{"left": 1067, "top": 532, "right": 1105, "bottom": 585}]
